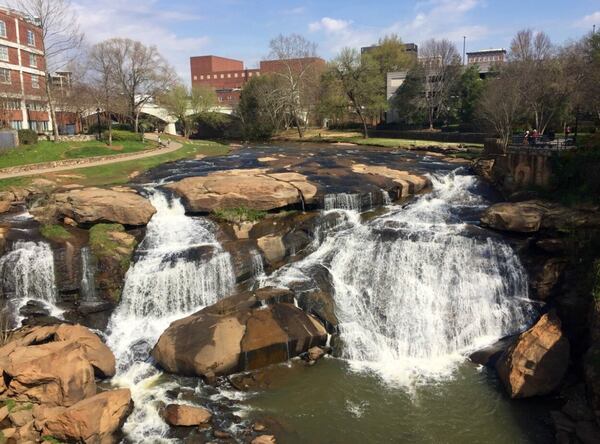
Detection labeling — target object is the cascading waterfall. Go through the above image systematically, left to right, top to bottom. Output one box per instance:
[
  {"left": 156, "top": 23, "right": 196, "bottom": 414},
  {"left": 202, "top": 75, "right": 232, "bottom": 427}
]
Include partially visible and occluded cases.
[
  {"left": 262, "top": 171, "right": 535, "bottom": 385},
  {"left": 106, "top": 190, "right": 235, "bottom": 442},
  {"left": 324, "top": 193, "right": 362, "bottom": 211},
  {"left": 0, "top": 241, "right": 60, "bottom": 325},
  {"left": 80, "top": 247, "right": 97, "bottom": 302}
]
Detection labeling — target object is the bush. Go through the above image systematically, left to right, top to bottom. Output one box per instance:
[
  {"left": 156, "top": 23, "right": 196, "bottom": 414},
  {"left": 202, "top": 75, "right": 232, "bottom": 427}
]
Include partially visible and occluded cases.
[
  {"left": 191, "top": 112, "right": 242, "bottom": 139},
  {"left": 18, "top": 129, "right": 38, "bottom": 145},
  {"left": 101, "top": 130, "right": 142, "bottom": 142},
  {"left": 552, "top": 144, "right": 600, "bottom": 204},
  {"left": 212, "top": 207, "right": 267, "bottom": 223}
]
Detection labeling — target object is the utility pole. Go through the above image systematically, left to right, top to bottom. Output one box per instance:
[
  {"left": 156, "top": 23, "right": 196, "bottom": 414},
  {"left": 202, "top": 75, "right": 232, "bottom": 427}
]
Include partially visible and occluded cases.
[{"left": 463, "top": 36, "right": 467, "bottom": 66}]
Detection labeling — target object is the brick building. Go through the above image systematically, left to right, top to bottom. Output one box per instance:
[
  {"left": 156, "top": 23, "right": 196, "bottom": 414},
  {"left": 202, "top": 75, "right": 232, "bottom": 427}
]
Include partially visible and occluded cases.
[
  {"left": 0, "top": 6, "right": 49, "bottom": 132},
  {"left": 467, "top": 49, "right": 507, "bottom": 76},
  {"left": 190, "top": 55, "right": 326, "bottom": 106}
]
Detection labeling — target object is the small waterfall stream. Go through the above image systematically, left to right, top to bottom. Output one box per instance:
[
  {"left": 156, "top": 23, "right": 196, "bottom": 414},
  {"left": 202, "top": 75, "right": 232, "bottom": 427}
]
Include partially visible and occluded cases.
[
  {"left": 262, "top": 172, "right": 535, "bottom": 385},
  {"left": 106, "top": 190, "right": 235, "bottom": 442},
  {"left": 0, "top": 241, "right": 60, "bottom": 325}
]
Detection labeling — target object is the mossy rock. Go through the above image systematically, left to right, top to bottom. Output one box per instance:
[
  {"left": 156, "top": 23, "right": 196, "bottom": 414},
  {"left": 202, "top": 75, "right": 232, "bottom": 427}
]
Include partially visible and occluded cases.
[
  {"left": 212, "top": 207, "right": 267, "bottom": 223},
  {"left": 40, "top": 224, "right": 73, "bottom": 242}
]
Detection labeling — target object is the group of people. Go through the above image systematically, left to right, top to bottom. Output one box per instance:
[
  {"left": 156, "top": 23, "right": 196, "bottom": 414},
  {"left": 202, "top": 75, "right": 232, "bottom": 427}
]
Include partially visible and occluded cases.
[
  {"left": 522, "top": 126, "right": 573, "bottom": 147},
  {"left": 523, "top": 129, "right": 540, "bottom": 146}
]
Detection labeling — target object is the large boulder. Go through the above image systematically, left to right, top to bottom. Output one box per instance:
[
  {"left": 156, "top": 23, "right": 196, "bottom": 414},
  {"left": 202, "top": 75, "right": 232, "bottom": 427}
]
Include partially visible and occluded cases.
[
  {"left": 350, "top": 164, "right": 430, "bottom": 198},
  {"left": 165, "top": 169, "right": 317, "bottom": 213},
  {"left": 30, "top": 187, "right": 156, "bottom": 226},
  {"left": 480, "top": 201, "right": 548, "bottom": 233},
  {"left": 152, "top": 288, "right": 328, "bottom": 378},
  {"left": 496, "top": 312, "right": 570, "bottom": 398},
  {"left": 0, "top": 324, "right": 115, "bottom": 406},
  {"left": 41, "top": 388, "right": 133, "bottom": 444},
  {"left": 162, "top": 404, "right": 212, "bottom": 427}
]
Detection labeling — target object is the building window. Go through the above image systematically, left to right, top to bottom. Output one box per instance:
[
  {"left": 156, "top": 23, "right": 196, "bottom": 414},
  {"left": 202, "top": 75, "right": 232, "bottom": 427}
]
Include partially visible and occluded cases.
[
  {"left": 0, "top": 21, "right": 6, "bottom": 38},
  {"left": 27, "top": 30, "right": 35, "bottom": 46},
  {"left": 0, "top": 45, "right": 8, "bottom": 62},
  {"left": 29, "top": 53, "right": 37, "bottom": 67},
  {"left": 0, "top": 68, "right": 10, "bottom": 84},
  {"left": 248, "top": 72, "right": 253, "bottom": 77},
  {"left": 227, "top": 73, "right": 231, "bottom": 78},
  {"left": 234, "top": 73, "right": 238, "bottom": 78},
  {"left": 31, "top": 74, "right": 40, "bottom": 89},
  {"left": 220, "top": 74, "right": 224, "bottom": 79},
  {"left": 193, "top": 75, "right": 197, "bottom": 81},
  {"left": 200, "top": 75, "right": 204, "bottom": 80},
  {"left": 10, "top": 121, "right": 22, "bottom": 130}
]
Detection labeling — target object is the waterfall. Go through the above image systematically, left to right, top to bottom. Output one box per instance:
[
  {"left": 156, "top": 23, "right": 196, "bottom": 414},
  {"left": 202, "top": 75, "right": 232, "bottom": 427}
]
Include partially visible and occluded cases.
[
  {"left": 262, "top": 171, "right": 535, "bottom": 385},
  {"left": 106, "top": 190, "right": 235, "bottom": 442},
  {"left": 324, "top": 193, "right": 362, "bottom": 211},
  {"left": 0, "top": 241, "right": 59, "bottom": 325},
  {"left": 80, "top": 247, "right": 97, "bottom": 302},
  {"left": 251, "top": 249, "right": 265, "bottom": 278}
]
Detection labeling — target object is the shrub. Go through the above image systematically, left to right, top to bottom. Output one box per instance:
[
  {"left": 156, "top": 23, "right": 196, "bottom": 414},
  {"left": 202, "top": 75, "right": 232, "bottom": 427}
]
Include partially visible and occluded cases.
[
  {"left": 191, "top": 112, "right": 242, "bottom": 139},
  {"left": 18, "top": 129, "right": 38, "bottom": 145},
  {"left": 101, "top": 130, "right": 142, "bottom": 142},
  {"left": 551, "top": 144, "right": 600, "bottom": 204},
  {"left": 212, "top": 207, "right": 267, "bottom": 223}
]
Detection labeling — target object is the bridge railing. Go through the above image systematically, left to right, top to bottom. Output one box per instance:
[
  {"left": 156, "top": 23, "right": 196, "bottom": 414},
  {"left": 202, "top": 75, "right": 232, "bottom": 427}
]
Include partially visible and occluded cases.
[{"left": 508, "top": 135, "right": 577, "bottom": 153}]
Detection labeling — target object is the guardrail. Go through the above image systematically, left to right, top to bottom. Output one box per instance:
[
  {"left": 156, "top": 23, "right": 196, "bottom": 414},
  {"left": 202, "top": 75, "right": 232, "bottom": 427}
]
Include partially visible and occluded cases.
[{"left": 508, "top": 135, "right": 577, "bottom": 153}]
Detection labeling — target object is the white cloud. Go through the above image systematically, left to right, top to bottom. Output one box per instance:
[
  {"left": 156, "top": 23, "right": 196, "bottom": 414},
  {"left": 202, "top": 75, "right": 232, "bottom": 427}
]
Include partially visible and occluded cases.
[
  {"left": 71, "top": 0, "right": 209, "bottom": 82},
  {"left": 575, "top": 11, "right": 600, "bottom": 28},
  {"left": 309, "top": 17, "right": 353, "bottom": 33}
]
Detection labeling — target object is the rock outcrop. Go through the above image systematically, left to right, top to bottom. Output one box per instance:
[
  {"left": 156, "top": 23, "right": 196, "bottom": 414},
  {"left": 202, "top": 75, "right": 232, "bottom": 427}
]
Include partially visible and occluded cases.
[
  {"left": 350, "top": 164, "right": 431, "bottom": 198},
  {"left": 166, "top": 169, "right": 317, "bottom": 213},
  {"left": 30, "top": 187, "right": 156, "bottom": 226},
  {"left": 481, "top": 200, "right": 600, "bottom": 234},
  {"left": 152, "top": 288, "right": 328, "bottom": 378},
  {"left": 496, "top": 312, "right": 570, "bottom": 398},
  {"left": 0, "top": 324, "right": 129, "bottom": 443},
  {"left": 41, "top": 389, "right": 133, "bottom": 444}
]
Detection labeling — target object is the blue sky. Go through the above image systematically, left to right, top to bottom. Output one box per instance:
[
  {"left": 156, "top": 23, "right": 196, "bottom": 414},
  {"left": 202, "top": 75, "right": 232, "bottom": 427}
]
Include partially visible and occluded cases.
[{"left": 64, "top": 0, "right": 600, "bottom": 79}]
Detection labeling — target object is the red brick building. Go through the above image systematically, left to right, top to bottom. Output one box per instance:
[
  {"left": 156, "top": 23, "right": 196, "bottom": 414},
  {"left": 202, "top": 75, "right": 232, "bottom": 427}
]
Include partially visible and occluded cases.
[
  {"left": 0, "top": 6, "right": 49, "bottom": 132},
  {"left": 190, "top": 55, "right": 326, "bottom": 106}
]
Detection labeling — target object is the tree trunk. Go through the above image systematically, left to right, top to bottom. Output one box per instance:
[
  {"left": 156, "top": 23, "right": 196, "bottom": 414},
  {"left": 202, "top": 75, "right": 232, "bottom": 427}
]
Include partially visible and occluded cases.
[
  {"left": 45, "top": 78, "right": 60, "bottom": 142},
  {"left": 134, "top": 109, "right": 141, "bottom": 133},
  {"left": 295, "top": 114, "right": 304, "bottom": 139},
  {"left": 108, "top": 115, "right": 113, "bottom": 146}
]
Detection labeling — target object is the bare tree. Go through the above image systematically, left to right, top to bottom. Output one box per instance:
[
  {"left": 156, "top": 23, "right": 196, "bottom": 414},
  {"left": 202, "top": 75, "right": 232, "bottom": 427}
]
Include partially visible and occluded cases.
[
  {"left": 12, "top": 0, "right": 84, "bottom": 141},
  {"left": 509, "top": 29, "right": 553, "bottom": 62},
  {"left": 267, "top": 34, "right": 323, "bottom": 138},
  {"left": 105, "top": 38, "right": 177, "bottom": 133},
  {"left": 418, "top": 39, "right": 462, "bottom": 130},
  {"left": 478, "top": 65, "right": 524, "bottom": 149}
]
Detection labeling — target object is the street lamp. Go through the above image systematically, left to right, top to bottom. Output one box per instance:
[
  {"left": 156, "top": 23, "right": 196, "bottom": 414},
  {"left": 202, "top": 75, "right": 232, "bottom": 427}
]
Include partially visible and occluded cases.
[{"left": 96, "top": 108, "right": 101, "bottom": 140}]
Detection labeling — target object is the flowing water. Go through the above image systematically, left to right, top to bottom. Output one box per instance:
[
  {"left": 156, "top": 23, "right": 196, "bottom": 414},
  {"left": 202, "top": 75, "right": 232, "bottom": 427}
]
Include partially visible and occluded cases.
[
  {"left": 106, "top": 190, "right": 235, "bottom": 442},
  {"left": 0, "top": 240, "right": 60, "bottom": 325},
  {"left": 80, "top": 246, "right": 97, "bottom": 302}
]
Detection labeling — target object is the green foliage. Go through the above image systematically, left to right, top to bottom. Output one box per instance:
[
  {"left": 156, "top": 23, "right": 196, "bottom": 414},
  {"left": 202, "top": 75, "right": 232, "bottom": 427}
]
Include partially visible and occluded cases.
[
  {"left": 393, "top": 65, "right": 427, "bottom": 125},
  {"left": 455, "top": 65, "right": 485, "bottom": 126},
  {"left": 238, "top": 75, "right": 284, "bottom": 140},
  {"left": 192, "top": 112, "right": 242, "bottom": 139},
  {"left": 18, "top": 129, "right": 38, "bottom": 145},
  {"left": 102, "top": 130, "right": 142, "bottom": 142},
  {"left": 551, "top": 146, "right": 600, "bottom": 204},
  {"left": 212, "top": 207, "right": 267, "bottom": 223},
  {"left": 89, "top": 223, "right": 126, "bottom": 259},
  {"left": 40, "top": 224, "right": 73, "bottom": 242},
  {"left": 593, "top": 260, "right": 600, "bottom": 302},
  {"left": 0, "top": 399, "right": 16, "bottom": 412},
  {"left": 42, "top": 436, "right": 63, "bottom": 444}
]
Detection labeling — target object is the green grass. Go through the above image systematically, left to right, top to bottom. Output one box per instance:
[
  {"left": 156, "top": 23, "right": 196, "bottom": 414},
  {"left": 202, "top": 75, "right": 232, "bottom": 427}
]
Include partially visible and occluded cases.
[
  {"left": 0, "top": 137, "right": 156, "bottom": 169},
  {"left": 0, "top": 139, "right": 230, "bottom": 190},
  {"left": 212, "top": 207, "right": 267, "bottom": 223},
  {"left": 40, "top": 224, "right": 73, "bottom": 242},
  {"left": 89, "top": 224, "right": 126, "bottom": 259}
]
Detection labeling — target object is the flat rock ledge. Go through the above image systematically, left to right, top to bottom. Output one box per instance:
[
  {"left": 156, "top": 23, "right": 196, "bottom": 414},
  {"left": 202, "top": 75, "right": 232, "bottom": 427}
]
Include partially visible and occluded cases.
[
  {"left": 351, "top": 164, "right": 431, "bottom": 198},
  {"left": 165, "top": 168, "right": 317, "bottom": 213},
  {"left": 30, "top": 186, "right": 156, "bottom": 227},
  {"left": 152, "top": 288, "right": 328, "bottom": 378}
]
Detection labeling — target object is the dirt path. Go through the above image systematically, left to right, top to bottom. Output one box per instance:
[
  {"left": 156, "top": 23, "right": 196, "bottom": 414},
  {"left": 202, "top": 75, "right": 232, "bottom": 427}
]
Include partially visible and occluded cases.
[{"left": 0, "top": 134, "right": 183, "bottom": 180}]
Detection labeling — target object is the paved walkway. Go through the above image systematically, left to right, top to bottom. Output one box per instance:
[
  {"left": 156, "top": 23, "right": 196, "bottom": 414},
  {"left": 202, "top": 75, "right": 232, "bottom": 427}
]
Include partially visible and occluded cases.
[{"left": 0, "top": 134, "right": 184, "bottom": 180}]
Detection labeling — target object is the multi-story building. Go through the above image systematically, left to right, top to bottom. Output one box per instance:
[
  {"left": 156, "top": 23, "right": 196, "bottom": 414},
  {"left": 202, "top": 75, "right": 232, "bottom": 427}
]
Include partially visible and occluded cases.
[
  {"left": 0, "top": 6, "right": 49, "bottom": 132},
  {"left": 467, "top": 49, "right": 507, "bottom": 76},
  {"left": 190, "top": 55, "right": 326, "bottom": 106}
]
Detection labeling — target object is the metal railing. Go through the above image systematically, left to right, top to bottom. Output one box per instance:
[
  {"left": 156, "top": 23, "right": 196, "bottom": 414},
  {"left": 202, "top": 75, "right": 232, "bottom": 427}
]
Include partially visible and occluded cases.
[{"left": 508, "top": 135, "right": 577, "bottom": 153}]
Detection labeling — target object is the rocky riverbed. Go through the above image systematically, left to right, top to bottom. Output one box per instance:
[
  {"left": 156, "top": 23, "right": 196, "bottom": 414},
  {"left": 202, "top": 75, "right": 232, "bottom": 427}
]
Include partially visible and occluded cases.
[{"left": 0, "top": 142, "right": 598, "bottom": 443}]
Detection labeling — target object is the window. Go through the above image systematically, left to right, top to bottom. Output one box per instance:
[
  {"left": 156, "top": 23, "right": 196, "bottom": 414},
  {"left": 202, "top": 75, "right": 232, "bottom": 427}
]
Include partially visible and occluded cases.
[
  {"left": 0, "top": 21, "right": 6, "bottom": 38},
  {"left": 27, "top": 30, "right": 35, "bottom": 46},
  {"left": 0, "top": 45, "right": 8, "bottom": 62},
  {"left": 29, "top": 53, "right": 37, "bottom": 67},
  {"left": 0, "top": 68, "right": 10, "bottom": 84},
  {"left": 234, "top": 73, "right": 238, "bottom": 78},
  {"left": 31, "top": 74, "right": 39, "bottom": 88},
  {"left": 206, "top": 74, "right": 210, "bottom": 79},
  {"left": 220, "top": 74, "right": 224, "bottom": 79},
  {"left": 193, "top": 75, "right": 197, "bottom": 81},
  {"left": 199, "top": 75, "right": 204, "bottom": 80},
  {"left": 1, "top": 99, "right": 20, "bottom": 110},
  {"left": 10, "top": 121, "right": 22, "bottom": 130}
]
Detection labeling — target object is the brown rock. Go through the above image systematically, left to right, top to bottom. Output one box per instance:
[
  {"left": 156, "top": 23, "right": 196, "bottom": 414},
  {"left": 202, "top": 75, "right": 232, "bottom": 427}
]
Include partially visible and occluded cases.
[
  {"left": 351, "top": 164, "right": 430, "bottom": 198},
  {"left": 165, "top": 169, "right": 316, "bottom": 213},
  {"left": 30, "top": 187, "right": 156, "bottom": 226},
  {"left": 481, "top": 201, "right": 548, "bottom": 233},
  {"left": 532, "top": 258, "right": 567, "bottom": 300},
  {"left": 152, "top": 288, "right": 328, "bottom": 377},
  {"left": 496, "top": 312, "right": 570, "bottom": 398},
  {"left": 307, "top": 346, "right": 326, "bottom": 362},
  {"left": 42, "top": 389, "right": 133, "bottom": 444},
  {"left": 162, "top": 404, "right": 212, "bottom": 427},
  {"left": 0, "top": 405, "right": 8, "bottom": 422},
  {"left": 8, "top": 408, "right": 33, "bottom": 427},
  {"left": 575, "top": 421, "right": 600, "bottom": 444},
  {"left": 253, "top": 422, "right": 267, "bottom": 432},
  {"left": 0, "top": 427, "right": 16, "bottom": 439},
  {"left": 214, "top": 429, "right": 231, "bottom": 438},
  {"left": 252, "top": 435, "right": 276, "bottom": 444}
]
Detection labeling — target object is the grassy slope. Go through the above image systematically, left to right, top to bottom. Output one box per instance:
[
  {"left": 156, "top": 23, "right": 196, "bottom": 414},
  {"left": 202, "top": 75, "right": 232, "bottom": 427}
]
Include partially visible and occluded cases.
[
  {"left": 0, "top": 138, "right": 230, "bottom": 190},
  {"left": 0, "top": 139, "right": 156, "bottom": 169}
]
